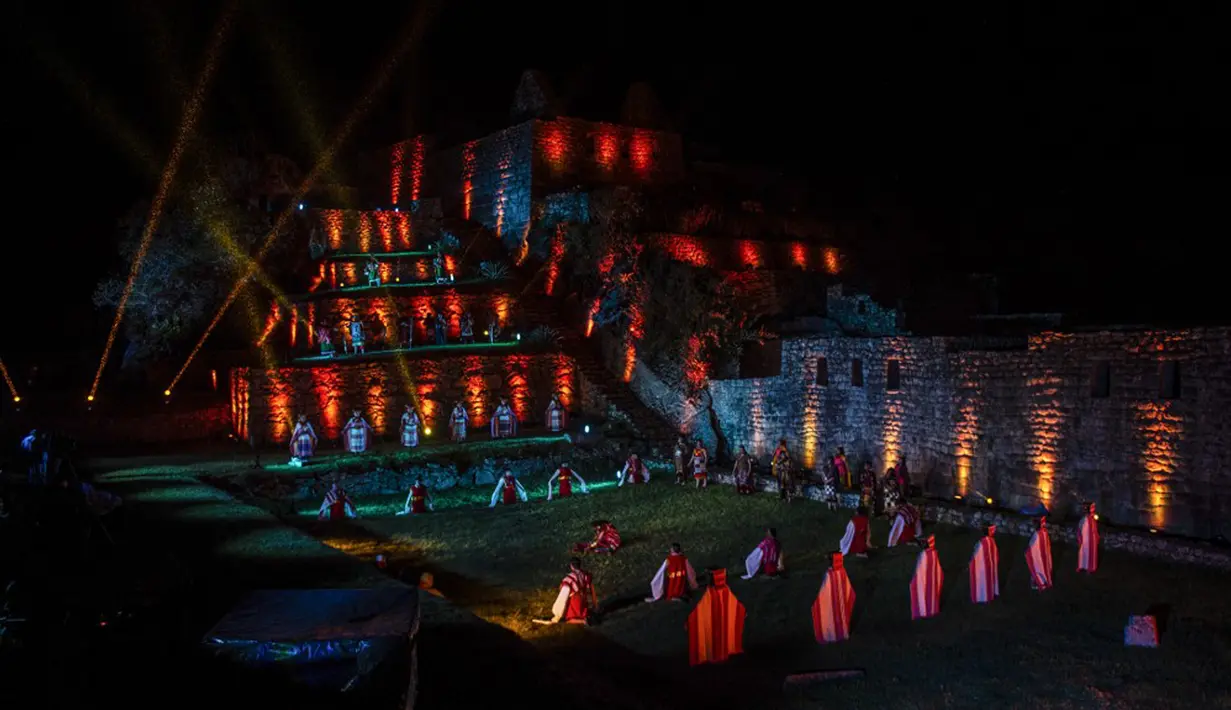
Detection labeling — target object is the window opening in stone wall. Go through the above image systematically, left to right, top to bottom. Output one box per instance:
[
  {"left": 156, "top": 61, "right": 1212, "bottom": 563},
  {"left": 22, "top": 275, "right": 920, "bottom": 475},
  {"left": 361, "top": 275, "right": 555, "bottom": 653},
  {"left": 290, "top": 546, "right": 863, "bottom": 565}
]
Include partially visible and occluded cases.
[
  {"left": 857, "top": 301, "right": 867, "bottom": 315},
  {"left": 816, "top": 357, "right": 828, "bottom": 386},
  {"left": 851, "top": 358, "right": 863, "bottom": 387},
  {"left": 886, "top": 359, "right": 901, "bottom": 392},
  {"left": 1090, "top": 361, "right": 1111, "bottom": 398},
  {"left": 1160, "top": 361, "right": 1181, "bottom": 399}
]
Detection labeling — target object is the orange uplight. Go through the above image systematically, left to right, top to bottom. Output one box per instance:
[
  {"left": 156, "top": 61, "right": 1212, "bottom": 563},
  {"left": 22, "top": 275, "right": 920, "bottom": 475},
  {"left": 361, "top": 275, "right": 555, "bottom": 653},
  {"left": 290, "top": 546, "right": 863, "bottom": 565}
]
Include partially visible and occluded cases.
[
  {"left": 541, "top": 121, "right": 568, "bottom": 172},
  {"left": 594, "top": 127, "right": 619, "bottom": 170},
  {"left": 629, "top": 129, "right": 654, "bottom": 174},
  {"left": 409, "top": 137, "right": 425, "bottom": 202},
  {"left": 390, "top": 141, "right": 405, "bottom": 205},
  {"left": 461, "top": 141, "right": 476, "bottom": 221},
  {"left": 322, "top": 210, "right": 344, "bottom": 250},
  {"left": 395, "top": 210, "right": 412, "bottom": 248},
  {"left": 376, "top": 211, "right": 395, "bottom": 252},
  {"left": 358, "top": 213, "right": 373, "bottom": 253},
  {"left": 544, "top": 225, "right": 566, "bottom": 295},
  {"left": 658, "top": 235, "right": 710, "bottom": 267},
  {"left": 738, "top": 240, "right": 764, "bottom": 269},
  {"left": 790, "top": 242, "right": 808, "bottom": 269},
  {"left": 822, "top": 247, "right": 841, "bottom": 275},
  {"left": 444, "top": 254, "right": 457, "bottom": 278},
  {"left": 622, "top": 290, "right": 645, "bottom": 382},
  {"left": 493, "top": 292, "right": 511, "bottom": 327},
  {"left": 584, "top": 298, "right": 601, "bottom": 337},
  {"left": 257, "top": 302, "right": 281, "bottom": 347},
  {"left": 307, "top": 303, "right": 316, "bottom": 346},
  {"left": 289, "top": 308, "right": 298, "bottom": 348},
  {"left": 683, "top": 334, "right": 707, "bottom": 390},
  {"left": 553, "top": 354, "right": 575, "bottom": 409},
  {"left": 504, "top": 355, "right": 532, "bottom": 422},
  {"left": 463, "top": 356, "right": 487, "bottom": 427},
  {"left": 415, "top": 358, "right": 440, "bottom": 430},
  {"left": 312, "top": 367, "right": 343, "bottom": 440},
  {"left": 211, "top": 369, "right": 218, "bottom": 391},
  {"left": 230, "top": 370, "right": 249, "bottom": 441},
  {"left": 1027, "top": 372, "right": 1065, "bottom": 509},
  {"left": 269, "top": 385, "right": 292, "bottom": 442},
  {"left": 1135, "top": 400, "right": 1181, "bottom": 530}
]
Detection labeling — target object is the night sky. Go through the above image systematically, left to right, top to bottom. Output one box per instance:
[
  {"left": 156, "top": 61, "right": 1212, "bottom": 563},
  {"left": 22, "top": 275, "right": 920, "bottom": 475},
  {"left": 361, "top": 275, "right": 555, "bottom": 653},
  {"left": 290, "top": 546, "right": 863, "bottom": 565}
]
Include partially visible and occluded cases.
[{"left": 5, "top": 1, "right": 1218, "bottom": 366}]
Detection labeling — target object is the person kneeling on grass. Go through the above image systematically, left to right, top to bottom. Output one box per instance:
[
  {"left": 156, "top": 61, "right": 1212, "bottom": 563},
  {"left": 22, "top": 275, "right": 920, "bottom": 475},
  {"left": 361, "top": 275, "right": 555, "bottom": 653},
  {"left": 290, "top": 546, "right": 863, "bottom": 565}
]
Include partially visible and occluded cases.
[
  {"left": 397, "top": 478, "right": 434, "bottom": 515},
  {"left": 318, "top": 482, "right": 357, "bottom": 520},
  {"left": 574, "top": 520, "right": 621, "bottom": 554},
  {"left": 742, "top": 527, "right": 785, "bottom": 579},
  {"left": 645, "top": 542, "right": 698, "bottom": 602},
  {"left": 544, "top": 557, "right": 597, "bottom": 625}
]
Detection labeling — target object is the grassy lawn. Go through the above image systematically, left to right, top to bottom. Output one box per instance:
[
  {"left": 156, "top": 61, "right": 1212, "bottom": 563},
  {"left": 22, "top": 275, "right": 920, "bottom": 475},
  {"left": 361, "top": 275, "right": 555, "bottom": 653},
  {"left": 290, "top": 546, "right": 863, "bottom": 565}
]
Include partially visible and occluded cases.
[{"left": 292, "top": 482, "right": 1231, "bottom": 710}]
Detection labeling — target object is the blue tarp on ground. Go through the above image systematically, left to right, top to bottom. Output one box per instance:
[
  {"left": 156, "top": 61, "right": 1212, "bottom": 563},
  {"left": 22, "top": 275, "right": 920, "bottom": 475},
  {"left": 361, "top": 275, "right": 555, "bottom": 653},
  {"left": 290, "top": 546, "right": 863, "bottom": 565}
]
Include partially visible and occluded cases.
[{"left": 203, "top": 585, "right": 419, "bottom": 692}]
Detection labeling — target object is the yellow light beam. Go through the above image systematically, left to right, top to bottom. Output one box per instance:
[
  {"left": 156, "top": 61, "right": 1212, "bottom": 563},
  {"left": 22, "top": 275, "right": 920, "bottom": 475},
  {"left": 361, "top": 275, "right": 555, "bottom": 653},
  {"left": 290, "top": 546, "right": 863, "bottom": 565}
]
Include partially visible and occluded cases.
[
  {"left": 88, "top": 1, "right": 237, "bottom": 402},
  {"left": 167, "top": 4, "right": 438, "bottom": 394},
  {"left": 0, "top": 357, "right": 20, "bottom": 402}
]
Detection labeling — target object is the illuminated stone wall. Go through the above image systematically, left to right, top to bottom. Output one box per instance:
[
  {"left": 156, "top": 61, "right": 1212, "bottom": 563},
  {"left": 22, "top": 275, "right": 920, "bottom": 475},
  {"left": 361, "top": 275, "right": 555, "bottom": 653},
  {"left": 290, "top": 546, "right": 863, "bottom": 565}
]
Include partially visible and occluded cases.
[
  {"left": 532, "top": 118, "right": 684, "bottom": 194},
  {"left": 426, "top": 122, "right": 536, "bottom": 245},
  {"left": 308, "top": 206, "right": 440, "bottom": 254},
  {"left": 300, "top": 289, "right": 518, "bottom": 347},
  {"left": 706, "top": 328, "right": 1231, "bottom": 539},
  {"left": 233, "top": 353, "right": 579, "bottom": 445}
]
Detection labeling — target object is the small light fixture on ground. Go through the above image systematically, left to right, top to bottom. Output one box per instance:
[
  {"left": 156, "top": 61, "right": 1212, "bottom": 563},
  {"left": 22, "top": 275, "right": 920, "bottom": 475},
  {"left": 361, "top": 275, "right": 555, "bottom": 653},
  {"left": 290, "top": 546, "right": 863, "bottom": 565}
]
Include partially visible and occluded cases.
[
  {"left": 297, "top": 203, "right": 304, "bottom": 210},
  {"left": 516, "top": 333, "right": 521, "bottom": 341},
  {"left": 164, "top": 389, "right": 172, "bottom": 396},
  {"left": 87, "top": 395, "right": 95, "bottom": 402},
  {"left": 12, "top": 396, "right": 19, "bottom": 403},
  {"left": 584, "top": 425, "right": 591, "bottom": 434},
  {"left": 424, "top": 427, "right": 432, "bottom": 436},
  {"left": 985, "top": 497, "right": 993, "bottom": 505}
]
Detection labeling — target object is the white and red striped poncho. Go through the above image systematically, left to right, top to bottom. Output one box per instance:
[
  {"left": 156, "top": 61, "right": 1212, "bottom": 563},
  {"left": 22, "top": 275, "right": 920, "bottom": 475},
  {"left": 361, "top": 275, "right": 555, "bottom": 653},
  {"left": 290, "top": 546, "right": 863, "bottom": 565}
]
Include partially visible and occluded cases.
[
  {"left": 318, "top": 486, "right": 357, "bottom": 520},
  {"left": 888, "top": 503, "right": 922, "bottom": 547},
  {"left": 1077, "top": 505, "right": 1099, "bottom": 573},
  {"left": 1025, "top": 519, "right": 1054, "bottom": 591},
  {"left": 969, "top": 525, "right": 1000, "bottom": 603},
  {"left": 742, "top": 536, "right": 784, "bottom": 579},
  {"left": 910, "top": 536, "right": 943, "bottom": 620},
  {"left": 812, "top": 552, "right": 855, "bottom": 643}
]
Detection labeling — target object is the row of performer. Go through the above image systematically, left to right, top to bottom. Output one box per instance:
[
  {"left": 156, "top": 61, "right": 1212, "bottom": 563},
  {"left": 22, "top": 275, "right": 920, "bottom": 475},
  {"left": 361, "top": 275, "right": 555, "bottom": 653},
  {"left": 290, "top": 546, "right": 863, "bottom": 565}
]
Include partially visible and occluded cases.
[
  {"left": 286, "top": 394, "right": 571, "bottom": 464},
  {"left": 541, "top": 503, "right": 1101, "bottom": 665}
]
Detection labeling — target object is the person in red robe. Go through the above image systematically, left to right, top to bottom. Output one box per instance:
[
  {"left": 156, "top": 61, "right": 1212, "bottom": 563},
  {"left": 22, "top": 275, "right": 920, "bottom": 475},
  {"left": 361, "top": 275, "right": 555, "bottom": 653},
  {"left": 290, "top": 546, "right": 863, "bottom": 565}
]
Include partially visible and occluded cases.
[
  {"left": 545, "top": 393, "right": 568, "bottom": 433},
  {"left": 690, "top": 441, "right": 709, "bottom": 488},
  {"left": 617, "top": 453, "right": 649, "bottom": 486},
  {"left": 547, "top": 462, "right": 590, "bottom": 501},
  {"left": 488, "top": 469, "right": 528, "bottom": 507},
  {"left": 397, "top": 478, "right": 433, "bottom": 515},
  {"left": 317, "top": 482, "right": 357, "bottom": 520},
  {"left": 1077, "top": 501, "right": 1099, "bottom": 573},
  {"left": 887, "top": 502, "right": 923, "bottom": 547},
  {"left": 839, "top": 506, "right": 873, "bottom": 557},
  {"left": 1025, "top": 516, "right": 1053, "bottom": 591},
  {"left": 575, "top": 520, "right": 621, "bottom": 554},
  {"left": 969, "top": 524, "right": 999, "bottom": 604},
  {"left": 742, "top": 527, "right": 785, "bottom": 579},
  {"left": 910, "top": 535, "right": 943, "bottom": 620},
  {"left": 645, "top": 542, "right": 698, "bottom": 602},
  {"left": 812, "top": 551, "right": 855, "bottom": 644},
  {"left": 548, "top": 557, "right": 597, "bottom": 625},
  {"left": 687, "top": 568, "right": 745, "bottom": 666}
]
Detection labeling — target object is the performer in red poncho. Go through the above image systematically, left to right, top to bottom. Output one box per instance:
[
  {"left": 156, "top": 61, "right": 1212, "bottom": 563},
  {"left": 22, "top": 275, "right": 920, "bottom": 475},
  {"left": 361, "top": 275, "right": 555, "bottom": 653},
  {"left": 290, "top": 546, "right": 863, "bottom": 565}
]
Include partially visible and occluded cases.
[
  {"left": 545, "top": 393, "right": 568, "bottom": 433},
  {"left": 490, "top": 397, "right": 518, "bottom": 439},
  {"left": 449, "top": 401, "right": 469, "bottom": 443},
  {"left": 342, "top": 409, "right": 373, "bottom": 453},
  {"left": 289, "top": 414, "right": 318, "bottom": 465},
  {"left": 832, "top": 447, "right": 851, "bottom": 489},
  {"left": 617, "top": 453, "right": 649, "bottom": 486},
  {"left": 547, "top": 462, "right": 590, "bottom": 501},
  {"left": 489, "top": 469, "right": 528, "bottom": 507},
  {"left": 397, "top": 478, "right": 433, "bottom": 515},
  {"left": 318, "top": 482, "right": 357, "bottom": 520},
  {"left": 1077, "top": 501, "right": 1099, "bottom": 573},
  {"left": 887, "top": 502, "right": 922, "bottom": 547},
  {"left": 839, "top": 506, "right": 873, "bottom": 557},
  {"left": 1025, "top": 516, "right": 1053, "bottom": 591},
  {"left": 575, "top": 520, "right": 621, "bottom": 554},
  {"left": 969, "top": 524, "right": 999, "bottom": 603},
  {"left": 742, "top": 527, "right": 785, "bottom": 579},
  {"left": 910, "top": 535, "right": 943, "bottom": 620},
  {"left": 646, "top": 542, "right": 697, "bottom": 602},
  {"left": 812, "top": 552, "right": 855, "bottom": 644},
  {"left": 548, "top": 558, "right": 597, "bottom": 625},
  {"left": 687, "top": 568, "right": 745, "bottom": 666}
]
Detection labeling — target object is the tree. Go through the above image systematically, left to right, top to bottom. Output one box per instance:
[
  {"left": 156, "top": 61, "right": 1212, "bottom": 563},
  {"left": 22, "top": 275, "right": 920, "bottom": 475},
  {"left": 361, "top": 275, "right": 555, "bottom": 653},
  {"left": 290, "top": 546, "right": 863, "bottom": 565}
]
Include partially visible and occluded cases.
[{"left": 93, "top": 142, "right": 299, "bottom": 369}]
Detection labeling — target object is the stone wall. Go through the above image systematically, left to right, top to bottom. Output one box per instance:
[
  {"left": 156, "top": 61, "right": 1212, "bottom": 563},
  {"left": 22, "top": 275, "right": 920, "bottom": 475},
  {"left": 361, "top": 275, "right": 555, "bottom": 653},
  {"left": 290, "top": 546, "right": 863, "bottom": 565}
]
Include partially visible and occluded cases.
[
  {"left": 532, "top": 118, "right": 685, "bottom": 194},
  {"left": 426, "top": 123, "right": 536, "bottom": 247},
  {"left": 309, "top": 206, "right": 440, "bottom": 253},
  {"left": 298, "top": 288, "right": 520, "bottom": 347},
  {"left": 706, "top": 328, "right": 1231, "bottom": 539},
  {"left": 231, "top": 353, "right": 580, "bottom": 444}
]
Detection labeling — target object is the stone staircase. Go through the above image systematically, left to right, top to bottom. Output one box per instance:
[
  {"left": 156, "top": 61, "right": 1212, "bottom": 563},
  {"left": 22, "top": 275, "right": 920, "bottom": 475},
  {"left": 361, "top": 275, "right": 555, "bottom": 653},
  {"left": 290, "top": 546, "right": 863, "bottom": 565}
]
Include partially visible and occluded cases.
[{"left": 443, "top": 217, "right": 681, "bottom": 450}]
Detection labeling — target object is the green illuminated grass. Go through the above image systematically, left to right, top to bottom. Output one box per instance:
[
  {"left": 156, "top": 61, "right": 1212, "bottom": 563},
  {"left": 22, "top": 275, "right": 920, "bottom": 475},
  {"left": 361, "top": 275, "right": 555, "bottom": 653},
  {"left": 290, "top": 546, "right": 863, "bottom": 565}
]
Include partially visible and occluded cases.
[
  {"left": 289, "top": 340, "right": 520, "bottom": 364},
  {"left": 259, "top": 434, "right": 573, "bottom": 476},
  {"left": 307, "top": 483, "right": 1231, "bottom": 710}
]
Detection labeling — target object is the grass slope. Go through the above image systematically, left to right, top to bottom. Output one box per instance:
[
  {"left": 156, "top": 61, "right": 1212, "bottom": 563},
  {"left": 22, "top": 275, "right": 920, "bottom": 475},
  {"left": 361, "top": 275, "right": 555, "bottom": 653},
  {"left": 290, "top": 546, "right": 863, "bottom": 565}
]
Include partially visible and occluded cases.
[{"left": 301, "top": 482, "right": 1231, "bottom": 710}]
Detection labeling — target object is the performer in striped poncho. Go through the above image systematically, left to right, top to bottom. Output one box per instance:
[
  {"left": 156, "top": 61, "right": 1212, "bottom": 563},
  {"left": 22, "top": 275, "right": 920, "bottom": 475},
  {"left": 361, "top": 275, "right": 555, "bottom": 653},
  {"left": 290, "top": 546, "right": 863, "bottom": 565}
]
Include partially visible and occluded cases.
[
  {"left": 545, "top": 393, "right": 568, "bottom": 432},
  {"left": 342, "top": 410, "right": 373, "bottom": 453},
  {"left": 288, "top": 414, "right": 318, "bottom": 465},
  {"left": 318, "top": 483, "right": 357, "bottom": 520},
  {"left": 887, "top": 502, "right": 923, "bottom": 547},
  {"left": 969, "top": 524, "right": 1000, "bottom": 603},
  {"left": 742, "top": 527, "right": 785, "bottom": 579},
  {"left": 548, "top": 558, "right": 597, "bottom": 624}
]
